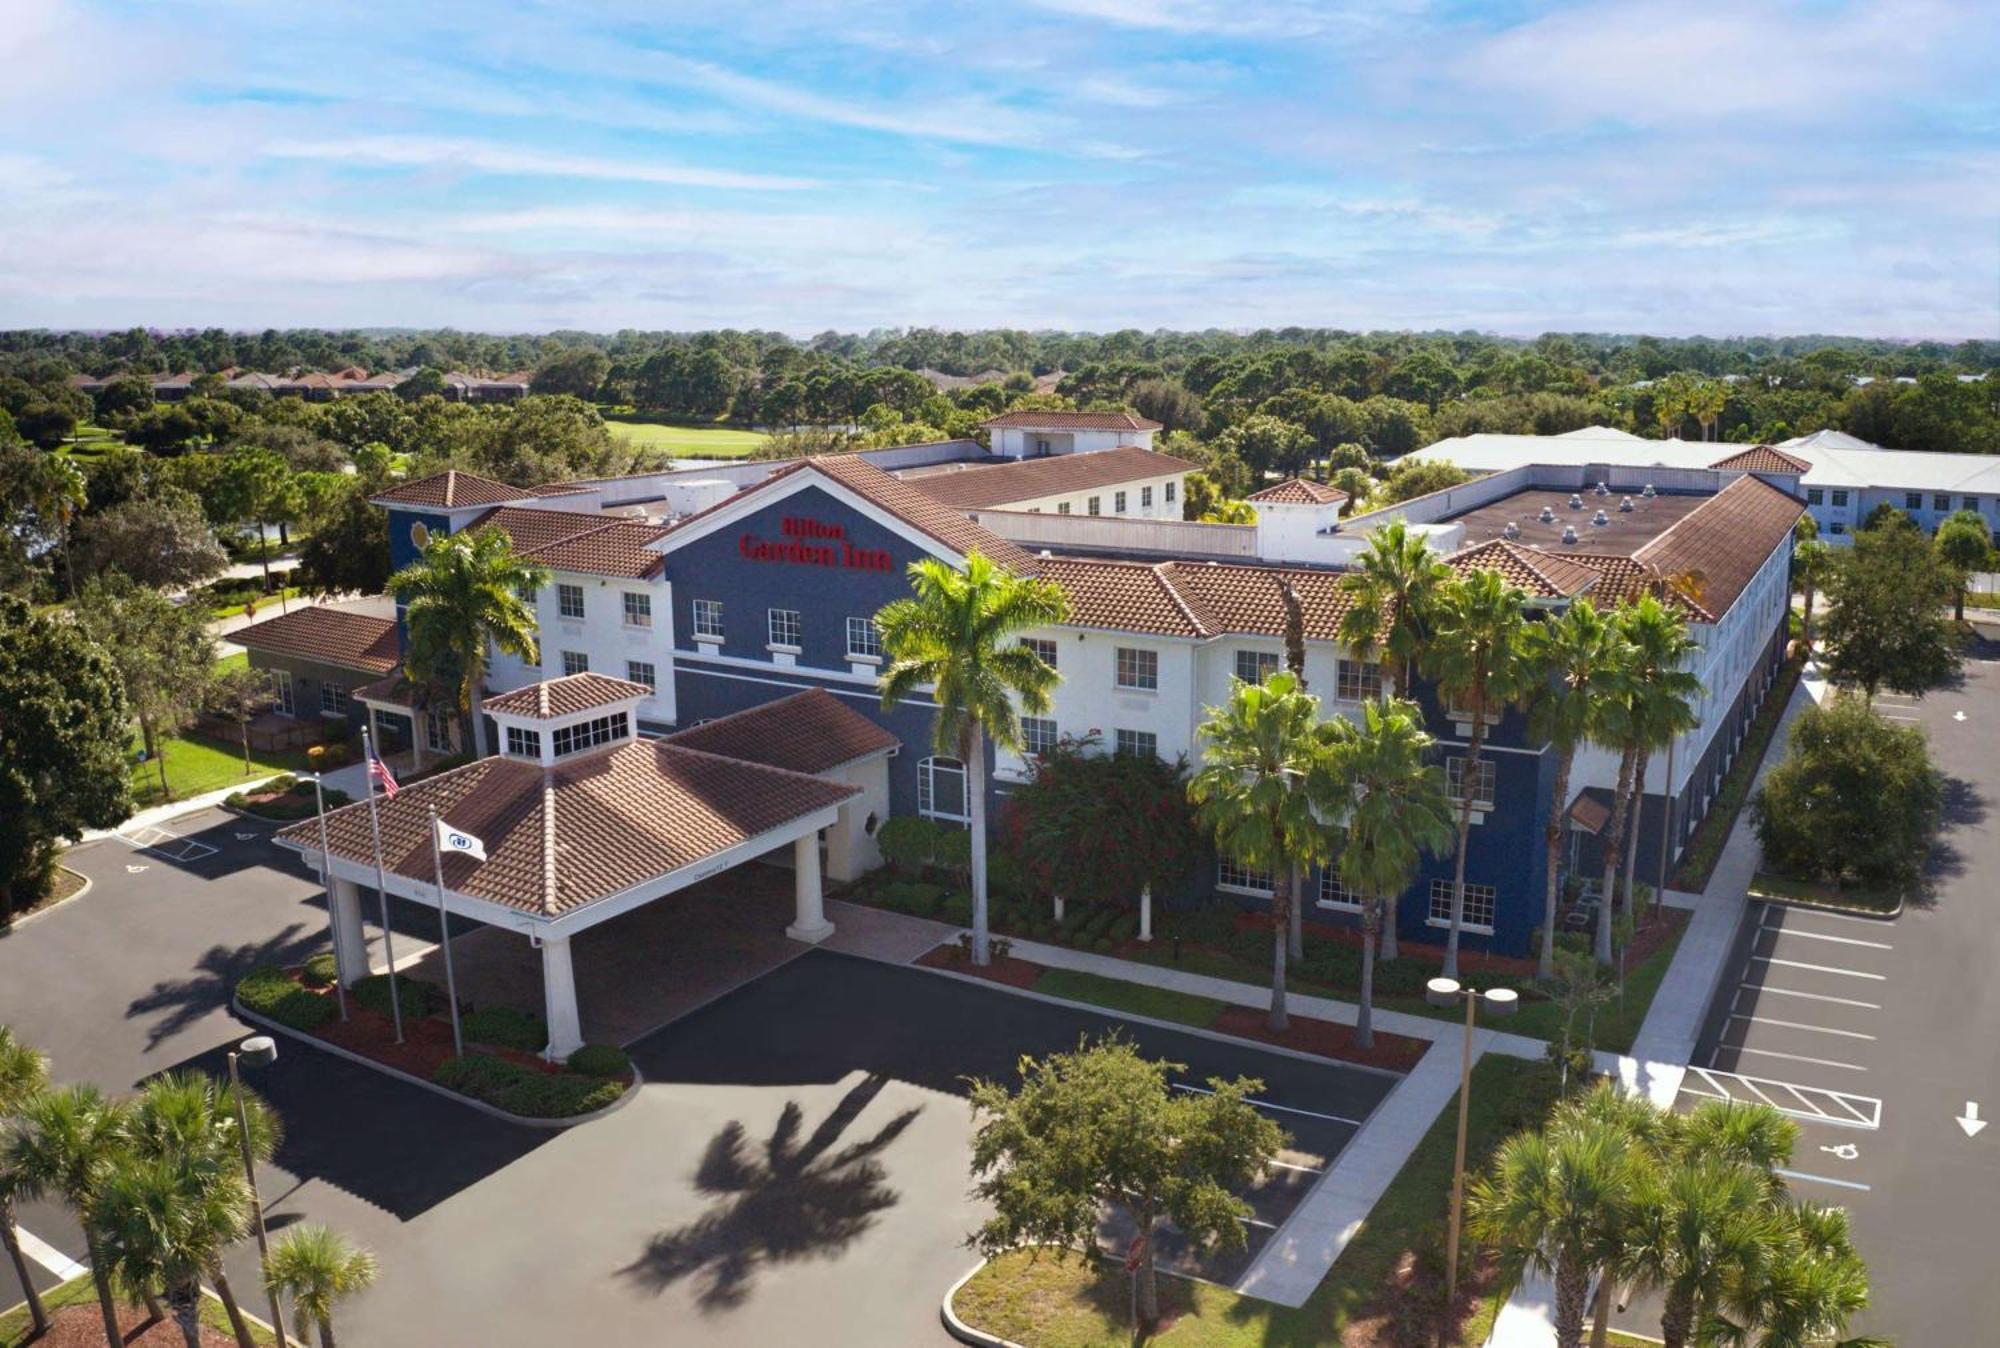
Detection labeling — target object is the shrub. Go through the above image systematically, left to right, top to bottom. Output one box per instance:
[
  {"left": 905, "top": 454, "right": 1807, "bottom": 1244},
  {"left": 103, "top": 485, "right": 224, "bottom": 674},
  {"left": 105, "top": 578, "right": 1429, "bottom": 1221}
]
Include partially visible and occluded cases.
[
  {"left": 876, "top": 816, "right": 953, "bottom": 874},
  {"left": 939, "top": 892, "right": 973, "bottom": 927},
  {"left": 1169, "top": 903, "right": 1238, "bottom": 947},
  {"left": 1110, "top": 913, "right": 1139, "bottom": 942},
  {"left": 1092, "top": 936, "right": 1116, "bottom": 952},
  {"left": 300, "top": 953, "right": 339, "bottom": 988},
  {"left": 237, "top": 967, "right": 334, "bottom": 1032},
  {"left": 353, "top": 972, "right": 444, "bottom": 1021},
  {"left": 462, "top": 1005, "right": 547, "bottom": 1052},
  {"left": 566, "top": 1044, "right": 631, "bottom": 1078},
  {"left": 432, "top": 1055, "right": 523, "bottom": 1098},
  {"left": 431, "top": 1056, "right": 628, "bottom": 1118}
]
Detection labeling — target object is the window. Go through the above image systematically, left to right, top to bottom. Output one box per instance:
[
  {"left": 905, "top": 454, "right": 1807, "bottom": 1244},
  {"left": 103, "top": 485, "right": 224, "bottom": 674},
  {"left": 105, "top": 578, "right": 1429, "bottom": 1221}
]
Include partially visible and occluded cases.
[
  {"left": 1165, "top": 481, "right": 1177, "bottom": 504},
  {"left": 1141, "top": 486, "right": 1154, "bottom": 508},
  {"left": 1805, "top": 488, "right": 1823, "bottom": 505},
  {"left": 1114, "top": 490, "right": 1128, "bottom": 514},
  {"left": 1831, "top": 490, "right": 1849, "bottom": 508},
  {"left": 1906, "top": 492, "right": 1923, "bottom": 511},
  {"left": 1935, "top": 493, "right": 1953, "bottom": 511},
  {"left": 1088, "top": 496, "right": 1102, "bottom": 516},
  {"left": 1968, "top": 496, "right": 1982, "bottom": 512},
  {"left": 1058, "top": 502, "right": 1071, "bottom": 515},
  {"left": 1829, "top": 521, "right": 1847, "bottom": 536},
  {"left": 516, "top": 582, "right": 538, "bottom": 605},
  {"left": 557, "top": 584, "right": 585, "bottom": 620},
  {"left": 622, "top": 592, "right": 652, "bottom": 628},
  {"left": 693, "top": 599, "right": 724, "bottom": 640},
  {"left": 768, "top": 608, "right": 801, "bottom": 648},
  {"left": 846, "top": 616, "right": 883, "bottom": 661},
  {"left": 1021, "top": 637, "right": 1058, "bottom": 669},
  {"left": 1115, "top": 646, "right": 1158, "bottom": 691},
  {"left": 1235, "top": 649, "right": 1280, "bottom": 684},
  {"left": 561, "top": 650, "right": 589, "bottom": 676},
  {"left": 1336, "top": 659, "right": 1383, "bottom": 702},
  {"left": 626, "top": 660, "right": 656, "bottom": 691},
  {"left": 269, "top": 669, "right": 295, "bottom": 716},
  {"left": 319, "top": 681, "right": 349, "bottom": 716},
  {"left": 424, "top": 703, "right": 451, "bottom": 753},
  {"left": 552, "top": 711, "right": 629, "bottom": 757},
  {"left": 1021, "top": 717, "right": 1058, "bottom": 756},
  {"left": 506, "top": 725, "right": 542, "bottom": 757},
  {"left": 1114, "top": 728, "right": 1158, "bottom": 759},
  {"left": 917, "top": 756, "right": 969, "bottom": 823},
  {"left": 1447, "top": 756, "right": 1497, "bottom": 806},
  {"left": 1217, "top": 858, "right": 1274, "bottom": 895},
  {"left": 1318, "top": 870, "right": 1362, "bottom": 912},
  {"left": 1428, "top": 878, "right": 1496, "bottom": 932}
]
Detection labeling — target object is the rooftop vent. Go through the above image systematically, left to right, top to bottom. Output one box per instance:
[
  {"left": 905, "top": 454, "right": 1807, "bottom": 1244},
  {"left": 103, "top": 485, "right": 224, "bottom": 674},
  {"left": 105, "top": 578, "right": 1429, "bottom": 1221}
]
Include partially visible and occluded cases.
[
  {"left": 1595, "top": 481, "right": 1610, "bottom": 496},
  {"left": 1642, "top": 483, "right": 1657, "bottom": 499},
  {"left": 1568, "top": 494, "right": 1584, "bottom": 509},
  {"left": 1619, "top": 496, "right": 1634, "bottom": 512},
  {"left": 1539, "top": 505, "right": 1556, "bottom": 523},
  {"left": 1592, "top": 510, "right": 1609, "bottom": 526},
  {"left": 1503, "top": 521, "right": 1521, "bottom": 539},
  {"left": 1561, "top": 525, "right": 1579, "bottom": 546},
  {"left": 1040, "top": 549, "right": 1053, "bottom": 558}
]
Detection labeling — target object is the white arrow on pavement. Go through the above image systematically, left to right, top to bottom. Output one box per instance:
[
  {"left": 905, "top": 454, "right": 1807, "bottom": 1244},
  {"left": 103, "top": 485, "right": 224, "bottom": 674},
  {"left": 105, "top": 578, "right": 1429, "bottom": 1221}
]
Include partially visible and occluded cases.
[
  {"left": 1955, "top": 710, "right": 1969, "bottom": 722},
  {"left": 125, "top": 865, "right": 148, "bottom": 874},
  {"left": 1959, "top": 1102, "right": 1987, "bottom": 1137}
]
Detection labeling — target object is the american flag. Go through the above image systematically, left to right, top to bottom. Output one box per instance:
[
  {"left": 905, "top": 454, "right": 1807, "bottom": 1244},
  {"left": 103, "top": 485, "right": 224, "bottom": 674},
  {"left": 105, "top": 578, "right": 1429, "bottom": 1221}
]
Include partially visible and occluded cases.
[{"left": 369, "top": 754, "right": 400, "bottom": 799}]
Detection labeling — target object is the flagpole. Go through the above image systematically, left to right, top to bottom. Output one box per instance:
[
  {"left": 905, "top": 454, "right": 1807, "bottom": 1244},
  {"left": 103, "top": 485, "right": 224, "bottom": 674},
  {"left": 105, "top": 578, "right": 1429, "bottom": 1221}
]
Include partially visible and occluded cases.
[
  {"left": 360, "top": 724, "right": 404, "bottom": 1044},
  {"left": 311, "top": 772, "right": 348, "bottom": 1022},
  {"left": 428, "top": 806, "right": 465, "bottom": 1059}
]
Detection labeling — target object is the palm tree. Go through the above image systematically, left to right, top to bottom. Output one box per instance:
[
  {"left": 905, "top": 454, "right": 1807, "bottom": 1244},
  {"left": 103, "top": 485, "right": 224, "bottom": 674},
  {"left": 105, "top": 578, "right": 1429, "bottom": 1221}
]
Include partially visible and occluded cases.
[
  {"left": 1793, "top": 515, "right": 1829, "bottom": 651},
  {"left": 1338, "top": 516, "right": 1452, "bottom": 699},
  {"left": 386, "top": 528, "right": 548, "bottom": 759},
  {"left": 877, "top": 551, "right": 1068, "bottom": 966},
  {"left": 1423, "top": 568, "right": 1532, "bottom": 977},
  {"left": 1613, "top": 597, "right": 1701, "bottom": 923},
  {"left": 1524, "top": 600, "right": 1632, "bottom": 979},
  {"left": 1189, "top": 671, "right": 1331, "bottom": 1031},
  {"left": 1323, "top": 699, "right": 1454, "bottom": 1048},
  {"left": 0, "top": 1026, "right": 52, "bottom": 1337},
  {"left": 129, "top": 1072, "right": 283, "bottom": 1348},
  {"left": 7, "top": 1083, "right": 136, "bottom": 1348},
  {"left": 1468, "top": 1114, "right": 1650, "bottom": 1348},
  {"left": 93, "top": 1154, "right": 252, "bottom": 1348},
  {"left": 1630, "top": 1159, "right": 1780, "bottom": 1348},
  {"left": 1706, "top": 1202, "right": 1885, "bottom": 1348},
  {"left": 267, "top": 1224, "right": 377, "bottom": 1348}
]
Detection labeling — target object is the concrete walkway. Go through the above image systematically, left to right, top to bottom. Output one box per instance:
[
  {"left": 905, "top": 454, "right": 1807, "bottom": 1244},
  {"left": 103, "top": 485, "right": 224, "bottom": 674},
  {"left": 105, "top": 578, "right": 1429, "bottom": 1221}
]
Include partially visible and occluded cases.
[{"left": 73, "top": 775, "right": 290, "bottom": 846}]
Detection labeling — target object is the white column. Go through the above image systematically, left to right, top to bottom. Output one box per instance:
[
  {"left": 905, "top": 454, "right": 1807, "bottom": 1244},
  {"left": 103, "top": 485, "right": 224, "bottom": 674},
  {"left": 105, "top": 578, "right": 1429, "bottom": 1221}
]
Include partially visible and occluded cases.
[
  {"left": 824, "top": 803, "right": 857, "bottom": 883},
  {"left": 786, "top": 832, "right": 834, "bottom": 943},
  {"left": 330, "top": 877, "right": 370, "bottom": 985},
  {"left": 1138, "top": 885, "right": 1153, "bottom": 942},
  {"left": 540, "top": 934, "right": 585, "bottom": 1061}
]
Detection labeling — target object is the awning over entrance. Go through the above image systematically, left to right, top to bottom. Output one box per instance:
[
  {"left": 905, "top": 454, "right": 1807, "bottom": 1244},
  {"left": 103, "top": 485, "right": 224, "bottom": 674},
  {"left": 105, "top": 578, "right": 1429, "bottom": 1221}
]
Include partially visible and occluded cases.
[{"left": 1566, "top": 787, "right": 1614, "bottom": 835}]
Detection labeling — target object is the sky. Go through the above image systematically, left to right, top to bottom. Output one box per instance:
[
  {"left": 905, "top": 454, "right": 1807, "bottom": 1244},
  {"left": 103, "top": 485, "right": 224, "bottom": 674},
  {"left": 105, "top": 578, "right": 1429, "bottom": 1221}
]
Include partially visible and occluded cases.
[{"left": 2, "top": 0, "right": 1995, "bottom": 339}]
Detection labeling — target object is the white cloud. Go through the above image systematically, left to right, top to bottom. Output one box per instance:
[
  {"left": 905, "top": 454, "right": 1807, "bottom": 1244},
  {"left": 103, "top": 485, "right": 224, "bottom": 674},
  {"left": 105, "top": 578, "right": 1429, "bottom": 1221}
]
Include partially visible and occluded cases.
[{"left": 262, "top": 136, "right": 823, "bottom": 191}]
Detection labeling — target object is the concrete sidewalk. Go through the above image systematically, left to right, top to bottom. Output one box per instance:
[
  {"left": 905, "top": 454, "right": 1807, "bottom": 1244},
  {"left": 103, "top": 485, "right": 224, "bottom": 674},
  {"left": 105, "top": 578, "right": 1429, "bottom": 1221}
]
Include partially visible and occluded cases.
[{"left": 72, "top": 775, "right": 289, "bottom": 847}]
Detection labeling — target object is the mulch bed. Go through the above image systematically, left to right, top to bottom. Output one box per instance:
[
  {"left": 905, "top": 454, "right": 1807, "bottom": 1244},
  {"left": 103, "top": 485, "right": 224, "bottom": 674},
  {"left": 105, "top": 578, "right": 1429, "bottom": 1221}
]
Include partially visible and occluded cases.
[
  {"left": 1191, "top": 911, "right": 1545, "bottom": 980},
  {"left": 915, "top": 945, "right": 1043, "bottom": 988},
  {"left": 266, "top": 971, "right": 568, "bottom": 1081},
  {"left": 28, "top": 1302, "right": 238, "bottom": 1347}
]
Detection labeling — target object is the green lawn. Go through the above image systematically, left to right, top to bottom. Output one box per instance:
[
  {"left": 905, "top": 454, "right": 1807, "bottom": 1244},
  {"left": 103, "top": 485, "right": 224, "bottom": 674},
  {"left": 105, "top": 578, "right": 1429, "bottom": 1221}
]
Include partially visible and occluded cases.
[
  {"left": 602, "top": 413, "right": 765, "bottom": 458},
  {"left": 1672, "top": 654, "right": 1805, "bottom": 892},
  {"left": 130, "top": 729, "right": 312, "bottom": 808},
  {"left": 1033, "top": 967, "right": 1230, "bottom": 1028},
  {"left": 953, "top": 1056, "right": 1558, "bottom": 1347},
  {"left": 1, "top": 1273, "right": 275, "bottom": 1346}
]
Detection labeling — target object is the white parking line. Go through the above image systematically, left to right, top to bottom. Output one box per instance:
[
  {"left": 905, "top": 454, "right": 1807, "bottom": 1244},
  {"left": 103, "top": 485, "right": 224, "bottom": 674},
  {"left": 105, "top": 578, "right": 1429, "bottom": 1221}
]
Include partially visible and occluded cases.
[
  {"left": 1771, "top": 907, "right": 1896, "bottom": 927},
  {"left": 1771, "top": 928, "right": 1893, "bottom": 951},
  {"left": 1752, "top": 955, "right": 1886, "bottom": 980},
  {"left": 1752, "top": 986, "right": 1883, "bottom": 1011},
  {"left": 1729, "top": 1013, "right": 1877, "bottom": 1041},
  {"left": 1731, "top": 1045, "right": 1868, "bottom": 1072},
  {"left": 1172, "top": 1083, "right": 1365, "bottom": 1128},
  {"left": 1776, "top": 1167, "right": 1873, "bottom": 1193},
  {"left": 15, "top": 1224, "right": 86, "bottom": 1278}
]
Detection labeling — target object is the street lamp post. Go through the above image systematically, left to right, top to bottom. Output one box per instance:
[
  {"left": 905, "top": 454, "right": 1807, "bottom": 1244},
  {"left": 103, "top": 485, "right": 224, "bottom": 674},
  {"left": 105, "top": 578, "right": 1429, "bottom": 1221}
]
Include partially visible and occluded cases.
[
  {"left": 1425, "top": 975, "right": 1518, "bottom": 1347},
  {"left": 228, "top": 1035, "right": 289, "bottom": 1348}
]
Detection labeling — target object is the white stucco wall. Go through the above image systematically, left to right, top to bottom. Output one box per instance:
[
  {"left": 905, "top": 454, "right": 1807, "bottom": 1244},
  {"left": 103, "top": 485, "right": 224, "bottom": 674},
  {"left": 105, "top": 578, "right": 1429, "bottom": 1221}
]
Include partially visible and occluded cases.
[{"left": 488, "top": 569, "right": 680, "bottom": 726}]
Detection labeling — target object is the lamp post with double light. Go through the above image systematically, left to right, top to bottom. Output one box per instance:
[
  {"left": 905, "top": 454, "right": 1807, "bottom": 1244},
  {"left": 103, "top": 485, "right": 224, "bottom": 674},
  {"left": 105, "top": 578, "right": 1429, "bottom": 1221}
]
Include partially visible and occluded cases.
[
  {"left": 1425, "top": 975, "right": 1517, "bottom": 1346},
  {"left": 228, "top": 1035, "right": 289, "bottom": 1348}
]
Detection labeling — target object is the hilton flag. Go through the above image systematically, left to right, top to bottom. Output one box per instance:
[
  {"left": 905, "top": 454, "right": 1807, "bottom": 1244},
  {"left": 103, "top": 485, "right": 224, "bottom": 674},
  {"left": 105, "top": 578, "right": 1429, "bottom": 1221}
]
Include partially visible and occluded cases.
[{"left": 436, "top": 819, "right": 488, "bottom": 864}]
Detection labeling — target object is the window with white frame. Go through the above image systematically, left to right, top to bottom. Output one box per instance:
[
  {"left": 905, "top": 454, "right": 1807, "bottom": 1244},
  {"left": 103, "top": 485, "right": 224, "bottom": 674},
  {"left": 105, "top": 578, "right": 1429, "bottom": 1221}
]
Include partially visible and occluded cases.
[
  {"left": 1165, "top": 481, "right": 1177, "bottom": 503},
  {"left": 1141, "top": 485, "right": 1154, "bottom": 508},
  {"left": 1806, "top": 488, "right": 1823, "bottom": 505},
  {"left": 1114, "top": 490, "right": 1128, "bottom": 514},
  {"left": 1831, "top": 490, "right": 1849, "bottom": 508},
  {"left": 1905, "top": 492, "right": 1923, "bottom": 511},
  {"left": 1935, "top": 493, "right": 1952, "bottom": 511},
  {"left": 1088, "top": 496, "right": 1102, "bottom": 516},
  {"left": 1968, "top": 496, "right": 1981, "bottom": 512},
  {"left": 1058, "top": 502, "right": 1071, "bottom": 515},
  {"left": 1829, "top": 521, "right": 1846, "bottom": 535},
  {"left": 516, "top": 582, "right": 538, "bottom": 605},
  {"left": 557, "top": 584, "right": 585, "bottom": 619},
  {"left": 622, "top": 591, "right": 652, "bottom": 628},
  {"left": 693, "top": 599, "right": 724, "bottom": 640},
  {"left": 768, "top": 608, "right": 801, "bottom": 648},
  {"left": 846, "top": 616, "right": 883, "bottom": 660},
  {"left": 1021, "top": 636, "right": 1058, "bottom": 669},
  {"left": 1115, "top": 646, "right": 1158, "bottom": 691},
  {"left": 1234, "top": 649, "right": 1279, "bottom": 684},
  {"left": 561, "top": 650, "right": 589, "bottom": 676},
  {"left": 1336, "top": 658, "right": 1383, "bottom": 702},
  {"left": 626, "top": 660, "right": 656, "bottom": 691},
  {"left": 319, "top": 681, "right": 349, "bottom": 716},
  {"left": 424, "top": 704, "right": 451, "bottom": 753},
  {"left": 552, "top": 711, "right": 628, "bottom": 757},
  {"left": 1021, "top": 717, "right": 1058, "bottom": 756},
  {"left": 506, "top": 725, "right": 542, "bottom": 757},
  {"left": 1114, "top": 728, "right": 1158, "bottom": 759},
  {"left": 917, "top": 756, "right": 969, "bottom": 823},
  {"left": 1446, "top": 756, "right": 1497, "bottom": 807},
  {"left": 1217, "top": 858, "right": 1273, "bottom": 894},
  {"left": 1317, "top": 870, "right": 1363, "bottom": 912},
  {"left": 1428, "top": 877, "right": 1496, "bottom": 932}
]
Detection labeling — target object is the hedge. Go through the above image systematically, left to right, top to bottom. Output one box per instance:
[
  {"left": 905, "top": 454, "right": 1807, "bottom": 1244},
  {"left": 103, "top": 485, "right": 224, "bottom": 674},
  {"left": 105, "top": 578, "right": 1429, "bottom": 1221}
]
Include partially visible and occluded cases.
[
  {"left": 300, "top": 953, "right": 339, "bottom": 989},
  {"left": 237, "top": 966, "right": 335, "bottom": 1032},
  {"left": 353, "top": 973, "right": 446, "bottom": 1022},
  {"left": 462, "top": 1005, "right": 547, "bottom": 1053},
  {"left": 566, "top": 1044, "right": 631, "bottom": 1077},
  {"left": 432, "top": 1056, "right": 626, "bottom": 1119}
]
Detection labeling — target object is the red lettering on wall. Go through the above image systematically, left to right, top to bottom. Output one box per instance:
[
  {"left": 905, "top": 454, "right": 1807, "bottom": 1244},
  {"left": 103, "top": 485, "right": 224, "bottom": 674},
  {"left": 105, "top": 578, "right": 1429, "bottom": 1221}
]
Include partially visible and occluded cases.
[{"left": 738, "top": 520, "right": 893, "bottom": 573}]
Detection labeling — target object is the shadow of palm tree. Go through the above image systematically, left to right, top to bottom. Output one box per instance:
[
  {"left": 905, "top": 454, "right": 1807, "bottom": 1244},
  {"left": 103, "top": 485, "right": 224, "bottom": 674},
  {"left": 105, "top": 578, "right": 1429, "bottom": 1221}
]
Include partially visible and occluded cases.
[
  {"left": 124, "top": 921, "right": 323, "bottom": 1051},
  {"left": 619, "top": 1073, "right": 921, "bottom": 1312}
]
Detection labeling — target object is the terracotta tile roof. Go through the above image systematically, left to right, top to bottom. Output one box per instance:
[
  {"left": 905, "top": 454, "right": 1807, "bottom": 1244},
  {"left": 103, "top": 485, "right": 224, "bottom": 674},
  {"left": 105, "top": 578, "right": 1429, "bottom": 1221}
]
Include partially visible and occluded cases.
[
  {"left": 980, "top": 410, "right": 1162, "bottom": 432},
  {"left": 1709, "top": 445, "right": 1811, "bottom": 475},
  {"left": 901, "top": 447, "right": 1190, "bottom": 510},
  {"left": 786, "top": 456, "right": 1039, "bottom": 571},
  {"left": 369, "top": 470, "right": 529, "bottom": 509},
  {"left": 1633, "top": 473, "right": 1802, "bottom": 622},
  {"left": 1247, "top": 478, "right": 1349, "bottom": 506},
  {"left": 527, "top": 483, "right": 599, "bottom": 497},
  {"left": 466, "top": 505, "right": 608, "bottom": 554},
  {"left": 519, "top": 519, "right": 674, "bottom": 579},
  {"left": 1449, "top": 539, "right": 1603, "bottom": 598},
  {"left": 1557, "top": 554, "right": 1707, "bottom": 620},
  {"left": 1036, "top": 558, "right": 1216, "bottom": 637},
  {"left": 1038, "top": 558, "right": 1372, "bottom": 642},
  {"left": 234, "top": 607, "right": 399, "bottom": 675},
  {"left": 354, "top": 671, "right": 429, "bottom": 706},
  {"left": 486, "top": 674, "right": 650, "bottom": 720},
  {"left": 665, "top": 688, "right": 900, "bottom": 774},
  {"left": 275, "top": 742, "right": 858, "bottom": 918}
]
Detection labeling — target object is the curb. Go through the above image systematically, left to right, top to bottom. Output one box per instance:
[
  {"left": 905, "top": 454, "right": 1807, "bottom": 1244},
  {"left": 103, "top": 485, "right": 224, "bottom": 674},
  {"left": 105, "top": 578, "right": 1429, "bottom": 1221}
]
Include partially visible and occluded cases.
[
  {"left": 2, "top": 867, "right": 93, "bottom": 934},
  {"left": 1749, "top": 890, "right": 1903, "bottom": 921},
  {"left": 231, "top": 997, "right": 644, "bottom": 1129},
  {"left": 941, "top": 1259, "right": 1022, "bottom": 1348}
]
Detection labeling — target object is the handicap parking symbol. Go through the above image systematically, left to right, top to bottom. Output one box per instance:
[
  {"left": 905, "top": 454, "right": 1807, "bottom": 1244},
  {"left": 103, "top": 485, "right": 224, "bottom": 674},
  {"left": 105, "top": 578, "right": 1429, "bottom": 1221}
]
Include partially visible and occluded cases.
[{"left": 1819, "top": 1142, "right": 1860, "bottom": 1161}]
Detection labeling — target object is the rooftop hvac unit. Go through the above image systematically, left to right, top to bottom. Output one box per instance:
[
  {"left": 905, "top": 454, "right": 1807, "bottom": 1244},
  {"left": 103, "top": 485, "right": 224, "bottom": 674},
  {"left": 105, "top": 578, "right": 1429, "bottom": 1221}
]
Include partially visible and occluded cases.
[{"left": 1561, "top": 525, "right": 1578, "bottom": 545}]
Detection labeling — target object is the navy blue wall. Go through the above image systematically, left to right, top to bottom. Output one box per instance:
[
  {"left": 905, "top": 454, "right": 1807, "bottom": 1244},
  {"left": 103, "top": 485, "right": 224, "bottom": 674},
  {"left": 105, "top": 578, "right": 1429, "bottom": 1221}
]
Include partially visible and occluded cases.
[{"left": 387, "top": 507, "right": 454, "bottom": 576}]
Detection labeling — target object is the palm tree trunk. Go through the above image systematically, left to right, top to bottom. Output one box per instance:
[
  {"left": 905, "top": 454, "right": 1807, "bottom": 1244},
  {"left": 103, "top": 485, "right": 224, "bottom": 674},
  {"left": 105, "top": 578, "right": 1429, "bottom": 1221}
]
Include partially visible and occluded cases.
[
  {"left": 1801, "top": 578, "right": 1816, "bottom": 649},
  {"left": 467, "top": 680, "right": 487, "bottom": 759},
  {"left": 1445, "top": 698, "right": 1487, "bottom": 979},
  {"left": 966, "top": 734, "right": 992, "bottom": 967},
  {"left": 1597, "top": 747, "right": 1637, "bottom": 965},
  {"left": 1541, "top": 749, "right": 1575, "bottom": 980},
  {"left": 1622, "top": 749, "right": 1653, "bottom": 921},
  {"left": 1287, "top": 862, "right": 1304, "bottom": 961},
  {"left": 1268, "top": 868, "right": 1291, "bottom": 1032},
  {"left": 1381, "top": 893, "right": 1399, "bottom": 961},
  {"left": 1356, "top": 900, "right": 1378, "bottom": 1049},
  {"left": 1, "top": 1198, "right": 49, "bottom": 1335},
  {"left": 87, "top": 1233, "right": 124, "bottom": 1348},
  {"left": 1553, "top": 1255, "right": 1590, "bottom": 1348},
  {"left": 210, "top": 1264, "right": 258, "bottom": 1348},
  {"left": 1589, "top": 1270, "right": 1614, "bottom": 1347},
  {"left": 170, "top": 1284, "right": 204, "bottom": 1348},
  {"left": 144, "top": 1288, "right": 166, "bottom": 1321},
  {"left": 1659, "top": 1288, "right": 1694, "bottom": 1348},
  {"left": 319, "top": 1318, "right": 338, "bottom": 1348}
]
